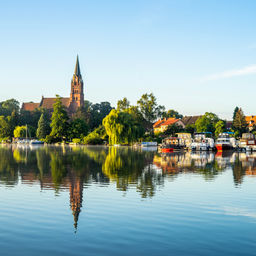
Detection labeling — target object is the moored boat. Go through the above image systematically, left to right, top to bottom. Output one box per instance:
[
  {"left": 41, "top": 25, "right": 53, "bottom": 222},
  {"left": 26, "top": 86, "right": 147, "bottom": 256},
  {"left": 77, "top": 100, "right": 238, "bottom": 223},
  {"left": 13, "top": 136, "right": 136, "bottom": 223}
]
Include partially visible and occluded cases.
[
  {"left": 215, "top": 133, "right": 236, "bottom": 151},
  {"left": 161, "top": 137, "right": 184, "bottom": 153}
]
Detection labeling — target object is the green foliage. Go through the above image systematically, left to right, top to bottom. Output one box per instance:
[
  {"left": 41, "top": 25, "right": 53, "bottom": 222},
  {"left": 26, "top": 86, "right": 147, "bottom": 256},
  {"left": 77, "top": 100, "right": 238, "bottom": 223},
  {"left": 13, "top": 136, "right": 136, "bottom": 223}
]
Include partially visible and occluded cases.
[
  {"left": 137, "top": 93, "right": 165, "bottom": 123},
  {"left": 50, "top": 96, "right": 69, "bottom": 141},
  {"left": 117, "top": 97, "right": 130, "bottom": 111},
  {"left": 0, "top": 99, "right": 19, "bottom": 116},
  {"left": 74, "top": 101, "right": 113, "bottom": 131},
  {"left": 232, "top": 106, "right": 239, "bottom": 121},
  {"left": 233, "top": 108, "right": 247, "bottom": 136},
  {"left": 20, "top": 109, "right": 43, "bottom": 128},
  {"left": 103, "top": 109, "right": 144, "bottom": 145},
  {"left": 162, "top": 109, "right": 183, "bottom": 119},
  {"left": 36, "top": 112, "right": 50, "bottom": 139},
  {"left": 195, "top": 112, "right": 219, "bottom": 133},
  {"left": 0, "top": 115, "right": 15, "bottom": 139},
  {"left": 68, "top": 118, "right": 88, "bottom": 140},
  {"left": 214, "top": 120, "right": 226, "bottom": 138},
  {"left": 163, "top": 124, "right": 184, "bottom": 136},
  {"left": 184, "top": 124, "right": 195, "bottom": 134},
  {"left": 13, "top": 126, "right": 27, "bottom": 138},
  {"left": 83, "top": 126, "right": 106, "bottom": 145},
  {"left": 44, "top": 135, "right": 59, "bottom": 144},
  {"left": 72, "top": 138, "right": 82, "bottom": 144}
]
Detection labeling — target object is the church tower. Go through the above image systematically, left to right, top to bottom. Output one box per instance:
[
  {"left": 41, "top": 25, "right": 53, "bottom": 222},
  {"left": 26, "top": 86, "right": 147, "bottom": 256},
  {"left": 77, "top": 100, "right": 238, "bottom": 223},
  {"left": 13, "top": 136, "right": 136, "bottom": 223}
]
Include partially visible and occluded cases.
[{"left": 69, "top": 55, "right": 84, "bottom": 112}]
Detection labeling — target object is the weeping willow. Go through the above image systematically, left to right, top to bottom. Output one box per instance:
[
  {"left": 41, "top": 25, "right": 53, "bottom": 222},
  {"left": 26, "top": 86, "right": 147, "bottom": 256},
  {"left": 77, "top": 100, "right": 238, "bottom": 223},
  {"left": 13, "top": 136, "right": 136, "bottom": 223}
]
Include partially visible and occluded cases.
[{"left": 103, "top": 109, "right": 143, "bottom": 145}]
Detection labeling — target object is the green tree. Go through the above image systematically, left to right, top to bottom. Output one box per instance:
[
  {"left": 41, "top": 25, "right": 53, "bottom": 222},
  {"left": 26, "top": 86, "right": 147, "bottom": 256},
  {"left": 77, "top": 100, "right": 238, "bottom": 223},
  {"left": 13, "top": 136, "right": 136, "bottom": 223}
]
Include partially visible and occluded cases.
[
  {"left": 137, "top": 93, "right": 165, "bottom": 123},
  {"left": 50, "top": 95, "right": 69, "bottom": 141},
  {"left": 117, "top": 97, "right": 130, "bottom": 111},
  {"left": 0, "top": 99, "right": 19, "bottom": 116},
  {"left": 232, "top": 106, "right": 239, "bottom": 121},
  {"left": 233, "top": 108, "right": 247, "bottom": 136},
  {"left": 103, "top": 109, "right": 144, "bottom": 145},
  {"left": 162, "top": 109, "right": 183, "bottom": 119},
  {"left": 36, "top": 112, "right": 50, "bottom": 139},
  {"left": 195, "top": 112, "right": 219, "bottom": 133},
  {"left": 0, "top": 116, "right": 14, "bottom": 139},
  {"left": 68, "top": 118, "right": 88, "bottom": 139},
  {"left": 214, "top": 120, "right": 226, "bottom": 138},
  {"left": 163, "top": 124, "right": 184, "bottom": 136},
  {"left": 83, "top": 125, "right": 107, "bottom": 145},
  {"left": 13, "top": 126, "right": 27, "bottom": 138}
]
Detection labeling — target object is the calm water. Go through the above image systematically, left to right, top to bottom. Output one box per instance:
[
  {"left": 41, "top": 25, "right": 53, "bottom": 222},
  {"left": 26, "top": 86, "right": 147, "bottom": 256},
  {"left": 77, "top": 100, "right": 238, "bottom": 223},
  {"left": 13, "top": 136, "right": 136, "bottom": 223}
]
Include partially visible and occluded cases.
[{"left": 0, "top": 145, "right": 256, "bottom": 256}]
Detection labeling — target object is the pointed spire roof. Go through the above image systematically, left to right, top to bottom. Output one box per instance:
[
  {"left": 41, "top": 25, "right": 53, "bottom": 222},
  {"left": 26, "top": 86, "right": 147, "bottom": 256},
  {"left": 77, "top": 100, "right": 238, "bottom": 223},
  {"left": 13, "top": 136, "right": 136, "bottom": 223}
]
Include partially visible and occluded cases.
[{"left": 74, "top": 55, "right": 81, "bottom": 77}]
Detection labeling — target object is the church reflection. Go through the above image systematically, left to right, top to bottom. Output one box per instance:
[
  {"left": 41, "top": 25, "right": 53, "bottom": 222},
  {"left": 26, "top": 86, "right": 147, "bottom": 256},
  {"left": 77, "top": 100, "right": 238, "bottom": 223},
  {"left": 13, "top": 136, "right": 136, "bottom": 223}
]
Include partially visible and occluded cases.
[{"left": 1, "top": 145, "right": 256, "bottom": 230}]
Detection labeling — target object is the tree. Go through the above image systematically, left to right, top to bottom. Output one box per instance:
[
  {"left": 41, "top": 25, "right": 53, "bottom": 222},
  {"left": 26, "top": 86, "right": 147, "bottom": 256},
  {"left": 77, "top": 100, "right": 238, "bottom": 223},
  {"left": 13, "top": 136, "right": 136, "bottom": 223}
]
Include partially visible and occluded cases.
[
  {"left": 137, "top": 93, "right": 165, "bottom": 123},
  {"left": 50, "top": 96, "right": 69, "bottom": 140},
  {"left": 117, "top": 97, "right": 130, "bottom": 111},
  {"left": 0, "top": 99, "right": 19, "bottom": 116},
  {"left": 232, "top": 106, "right": 239, "bottom": 121},
  {"left": 233, "top": 108, "right": 247, "bottom": 136},
  {"left": 103, "top": 109, "right": 144, "bottom": 145},
  {"left": 162, "top": 109, "right": 183, "bottom": 119},
  {"left": 36, "top": 112, "right": 50, "bottom": 139},
  {"left": 195, "top": 112, "right": 219, "bottom": 133},
  {"left": 0, "top": 116, "right": 14, "bottom": 139},
  {"left": 68, "top": 118, "right": 88, "bottom": 139},
  {"left": 215, "top": 120, "right": 226, "bottom": 138},
  {"left": 163, "top": 124, "right": 184, "bottom": 136},
  {"left": 13, "top": 126, "right": 27, "bottom": 138},
  {"left": 83, "top": 126, "right": 106, "bottom": 145}
]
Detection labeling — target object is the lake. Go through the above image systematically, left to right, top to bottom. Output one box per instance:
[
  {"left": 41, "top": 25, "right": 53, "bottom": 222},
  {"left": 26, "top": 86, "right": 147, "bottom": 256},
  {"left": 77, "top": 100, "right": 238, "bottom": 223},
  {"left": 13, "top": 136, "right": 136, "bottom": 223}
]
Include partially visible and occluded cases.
[{"left": 0, "top": 145, "right": 256, "bottom": 256}]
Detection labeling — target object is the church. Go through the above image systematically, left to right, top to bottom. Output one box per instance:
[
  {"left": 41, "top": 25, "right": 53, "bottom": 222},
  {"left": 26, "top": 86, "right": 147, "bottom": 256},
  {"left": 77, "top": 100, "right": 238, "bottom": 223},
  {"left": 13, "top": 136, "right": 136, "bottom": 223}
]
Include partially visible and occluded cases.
[{"left": 21, "top": 55, "right": 84, "bottom": 114}]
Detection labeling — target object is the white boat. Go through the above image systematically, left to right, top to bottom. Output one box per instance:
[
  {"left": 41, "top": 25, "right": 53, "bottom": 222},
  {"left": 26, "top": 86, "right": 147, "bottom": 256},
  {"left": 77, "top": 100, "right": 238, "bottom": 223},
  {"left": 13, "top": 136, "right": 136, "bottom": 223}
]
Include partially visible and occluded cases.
[
  {"left": 190, "top": 133, "right": 215, "bottom": 151},
  {"left": 215, "top": 133, "right": 236, "bottom": 151},
  {"left": 30, "top": 140, "right": 44, "bottom": 145},
  {"left": 141, "top": 142, "right": 158, "bottom": 147}
]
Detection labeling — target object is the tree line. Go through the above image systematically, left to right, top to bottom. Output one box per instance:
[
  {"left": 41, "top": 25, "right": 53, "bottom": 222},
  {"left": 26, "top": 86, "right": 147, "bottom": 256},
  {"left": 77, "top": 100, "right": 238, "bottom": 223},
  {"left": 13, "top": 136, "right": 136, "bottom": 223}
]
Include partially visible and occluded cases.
[{"left": 0, "top": 95, "right": 250, "bottom": 144}]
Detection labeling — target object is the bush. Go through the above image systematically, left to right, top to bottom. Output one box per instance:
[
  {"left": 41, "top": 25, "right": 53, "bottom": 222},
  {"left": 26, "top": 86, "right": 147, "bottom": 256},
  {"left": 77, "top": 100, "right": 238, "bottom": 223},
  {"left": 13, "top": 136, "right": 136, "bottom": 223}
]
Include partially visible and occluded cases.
[
  {"left": 83, "top": 132, "right": 104, "bottom": 145},
  {"left": 44, "top": 135, "right": 60, "bottom": 144},
  {"left": 72, "top": 138, "right": 81, "bottom": 144}
]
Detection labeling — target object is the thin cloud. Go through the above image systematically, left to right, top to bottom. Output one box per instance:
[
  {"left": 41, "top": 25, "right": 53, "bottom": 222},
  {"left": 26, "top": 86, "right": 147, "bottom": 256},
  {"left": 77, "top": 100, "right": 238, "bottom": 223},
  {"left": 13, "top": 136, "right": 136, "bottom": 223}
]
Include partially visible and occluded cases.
[{"left": 202, "top": 64, "right": 256, "bottom": 81}]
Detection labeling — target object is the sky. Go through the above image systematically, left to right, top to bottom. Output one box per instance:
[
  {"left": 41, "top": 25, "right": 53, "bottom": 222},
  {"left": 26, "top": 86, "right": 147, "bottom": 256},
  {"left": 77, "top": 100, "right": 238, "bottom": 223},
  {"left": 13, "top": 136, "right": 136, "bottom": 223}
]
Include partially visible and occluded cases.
[{"left": 1, "top": 0, "right": 256, "bottom": 119}]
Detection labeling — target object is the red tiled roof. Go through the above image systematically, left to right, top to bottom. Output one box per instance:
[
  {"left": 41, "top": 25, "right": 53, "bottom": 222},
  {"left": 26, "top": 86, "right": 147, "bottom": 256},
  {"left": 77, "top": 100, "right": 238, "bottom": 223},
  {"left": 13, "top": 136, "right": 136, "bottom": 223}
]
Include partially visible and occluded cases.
[
  {"left": 40, "top": 97, "right": 70, "bottom": 109},
  {"left": 21, "top": 102, "right": 40, "bottom": 111},
  {"left": 245, "top": 116, "right": 256, "bottom": 127},
  {"left": 161, "top": 118, "right": 179, "bottom": 126},
  {"left": 153, "top": 119, "right": 165, "bottom": 128}
]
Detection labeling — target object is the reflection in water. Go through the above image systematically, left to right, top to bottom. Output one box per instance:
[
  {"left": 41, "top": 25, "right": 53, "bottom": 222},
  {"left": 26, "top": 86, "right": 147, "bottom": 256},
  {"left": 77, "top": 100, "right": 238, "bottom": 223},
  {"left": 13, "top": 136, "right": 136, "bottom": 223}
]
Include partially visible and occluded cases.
[{"left": 0, "top": 145, "right": 256, "bottom": 230}]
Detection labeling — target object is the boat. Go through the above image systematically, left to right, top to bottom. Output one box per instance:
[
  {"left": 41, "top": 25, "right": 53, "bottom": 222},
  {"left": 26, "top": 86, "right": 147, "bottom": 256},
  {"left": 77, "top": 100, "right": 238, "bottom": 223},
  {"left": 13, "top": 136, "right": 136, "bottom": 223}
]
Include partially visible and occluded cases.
[
  {"left": 190, "top": 132, "right": 215, "bottom": 151},
  {"left": 215, "top": 133, "right": 236, "bottom": 151},
  {"left": 239, "top": 133, "right": 256, "bottom": 151},
  {"left": 161, "top": 137, "right": 184, "bottom": 153},
  {"left": 30, "top": 140, "right": 44, "bottom": 145},
  {"left": 141, "top": 141, "right": 158, "bottom": 147}
]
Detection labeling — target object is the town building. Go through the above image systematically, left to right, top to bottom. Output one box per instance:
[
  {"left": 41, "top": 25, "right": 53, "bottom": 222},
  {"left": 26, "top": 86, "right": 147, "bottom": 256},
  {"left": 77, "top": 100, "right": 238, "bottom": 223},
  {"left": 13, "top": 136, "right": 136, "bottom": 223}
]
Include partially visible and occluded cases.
[
  {"left": 21, "top": 55, "right": 84, "bottom": 115},
  {"left": 181, "top": 115, "right": 202, "bottom": 127},
  {"left": 245, "top": 116, "right": 256, "bottom": 131},
  {"left": 153, "top": 118, "right": 185, "bottom": 134}
]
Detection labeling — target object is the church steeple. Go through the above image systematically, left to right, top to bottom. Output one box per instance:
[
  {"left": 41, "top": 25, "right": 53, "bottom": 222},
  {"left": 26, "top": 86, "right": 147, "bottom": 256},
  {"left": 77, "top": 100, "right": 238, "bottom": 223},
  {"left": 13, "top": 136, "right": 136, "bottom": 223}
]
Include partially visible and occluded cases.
[
  {"left": 69, "top": 55, "right": 84, "bottom": 112},
  {"left": 74, "top": 55, "right": 81, "bottom": 77}
]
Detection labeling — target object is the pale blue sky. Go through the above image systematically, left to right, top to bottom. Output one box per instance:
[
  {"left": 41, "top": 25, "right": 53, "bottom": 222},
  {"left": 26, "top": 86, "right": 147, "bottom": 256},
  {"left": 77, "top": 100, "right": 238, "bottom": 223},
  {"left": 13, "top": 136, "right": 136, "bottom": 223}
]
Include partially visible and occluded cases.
[{"left": 1, "top": 0, "right": 256, "bottom": 119}]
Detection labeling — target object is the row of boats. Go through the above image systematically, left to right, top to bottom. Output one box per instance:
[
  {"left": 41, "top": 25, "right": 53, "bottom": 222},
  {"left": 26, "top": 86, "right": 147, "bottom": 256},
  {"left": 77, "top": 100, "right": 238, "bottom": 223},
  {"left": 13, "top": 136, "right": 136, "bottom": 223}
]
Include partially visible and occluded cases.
[{"left": 158, "top": 132, "right": 256, "bottom": 153}]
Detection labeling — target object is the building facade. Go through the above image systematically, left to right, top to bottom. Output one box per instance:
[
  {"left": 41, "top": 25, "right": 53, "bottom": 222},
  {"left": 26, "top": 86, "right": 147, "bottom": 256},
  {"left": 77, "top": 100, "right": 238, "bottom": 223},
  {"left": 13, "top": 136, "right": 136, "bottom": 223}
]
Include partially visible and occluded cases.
[{"left": 21, "top": 55, "right": 84, "bottom": 115}]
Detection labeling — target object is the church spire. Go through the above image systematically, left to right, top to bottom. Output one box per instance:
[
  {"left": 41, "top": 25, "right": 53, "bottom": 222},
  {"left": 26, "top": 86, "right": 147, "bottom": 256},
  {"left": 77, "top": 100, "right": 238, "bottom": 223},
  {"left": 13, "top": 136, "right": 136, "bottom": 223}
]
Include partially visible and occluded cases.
[{"left": 74, "top": 55, "right": 81, "bottom": 77}]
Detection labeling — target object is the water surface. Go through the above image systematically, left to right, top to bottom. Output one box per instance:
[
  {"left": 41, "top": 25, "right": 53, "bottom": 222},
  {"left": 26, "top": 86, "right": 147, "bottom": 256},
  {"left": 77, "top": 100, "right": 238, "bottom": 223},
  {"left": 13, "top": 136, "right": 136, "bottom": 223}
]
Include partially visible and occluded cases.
[{"left": 0, "top": 145, "right": 256, "bottom": 256}]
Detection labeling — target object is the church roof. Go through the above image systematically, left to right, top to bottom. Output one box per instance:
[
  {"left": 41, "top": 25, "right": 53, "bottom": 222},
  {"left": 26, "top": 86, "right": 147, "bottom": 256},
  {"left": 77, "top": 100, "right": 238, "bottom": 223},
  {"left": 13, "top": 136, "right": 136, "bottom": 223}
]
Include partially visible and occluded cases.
[
  {"left": 74, "top": 55, "right": 81, "bottom": 77},
  {"left": 39, "top": 97, "right": 70, "bottom": 109},
  {"left": 21, "top": 102, "right": 40, "bottom": 111}
]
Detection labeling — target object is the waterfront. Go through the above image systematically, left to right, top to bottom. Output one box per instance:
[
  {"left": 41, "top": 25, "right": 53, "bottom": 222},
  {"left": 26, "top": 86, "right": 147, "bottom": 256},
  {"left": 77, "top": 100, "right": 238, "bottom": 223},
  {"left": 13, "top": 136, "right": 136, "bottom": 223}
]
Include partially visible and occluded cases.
[{"left": 0, "top": 145, "right": 256, "bottom": 255}]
